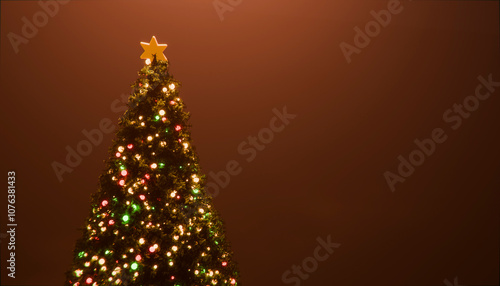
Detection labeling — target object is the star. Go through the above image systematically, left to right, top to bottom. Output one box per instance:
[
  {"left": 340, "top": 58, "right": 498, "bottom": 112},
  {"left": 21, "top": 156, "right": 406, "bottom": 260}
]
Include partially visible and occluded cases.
[{"left": 140, "top": 36, "right": 167, "bottom": 61}]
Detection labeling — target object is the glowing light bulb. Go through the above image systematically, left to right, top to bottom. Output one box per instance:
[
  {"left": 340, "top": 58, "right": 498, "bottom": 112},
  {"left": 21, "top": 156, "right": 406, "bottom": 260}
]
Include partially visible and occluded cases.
[
  {"left": 145, "top": 59, "right": 151, "bottom": 65},
  {"left": 169, "top": 83, "right": 175, "bottom": 90},
  {"left": 162, "top": 87, "right": 168, "bottom": 92},
  {"left": 159, "top": 110, "right": 166, "bottom": 116},
  {"left": 175, "top": 125, "right": 181, "bottom": 131},
  {"left": 147, "top": 136, "right": 153, "bottom": 141},
  {"left": 127, "top": 144, "right": 133, "bottom": 149},
  {"left": 118, "top": 146, "right": 124, "bottom": 152},
  {"left": 115, "top": 152, "right": 121, "bottom": 158},
  {"left": 151, "top": 163, "right": 157, "bottom": 169},
  {"left": 121, "top": 170, "right": 128, "bottom": 176},
  {"left": 193, "top": 177, "right": 199, "bottom": 183},
  {"left": 119, "top": 180, "right": 125, "bottom": 186},
  {"left": 139, "top": 195, "right": 146, "bottom": 200},
  {"left": 102, "top": 200, "right": 108, "bottom": 207},
  {"left": 122, "top": 214, "right": 129, "bottom": 223},
  {"left": 109, "top": 220, "right": 115, "bottom": 225},
  {"left": 139, "top": 238, "right": 145, "bottom": 244},
  {"left": 149, "top": 246, "right": 156, "bottom": 253},
  {"left": 172, "top": 246, "right": 178, "bottom": 251},
  {"left": 135, "top": 254, "right": 141, "bottom": 261},
  {"left": 99, "top": 258, "right": 105, "bottom": 265},
  {"left": 222, "top": 261, "right": 227, "bottom": 266},
  {"left": 131, "top": 262, "right": 138, "bottom": 270},
  {"left": 75, "top": 269, "right": 83, "bottom": 277},
  {"left": 86, "top": 277, "right": 92, "bottom": 284}
]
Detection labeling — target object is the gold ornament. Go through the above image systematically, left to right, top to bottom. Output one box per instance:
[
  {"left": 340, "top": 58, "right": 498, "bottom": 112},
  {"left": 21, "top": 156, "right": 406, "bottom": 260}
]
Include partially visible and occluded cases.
[{"left": 140, "top": 36, "right": 167, "bottom": 61}]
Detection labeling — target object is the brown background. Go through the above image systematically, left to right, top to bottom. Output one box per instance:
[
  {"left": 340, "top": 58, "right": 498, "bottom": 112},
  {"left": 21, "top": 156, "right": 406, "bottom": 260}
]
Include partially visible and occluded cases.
[{"left": 0, "top": 0, "right": 499, "bottom": 285}]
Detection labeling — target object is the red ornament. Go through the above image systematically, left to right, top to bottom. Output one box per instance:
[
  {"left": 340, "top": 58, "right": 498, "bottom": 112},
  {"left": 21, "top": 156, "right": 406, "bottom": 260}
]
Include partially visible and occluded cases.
[
  {"left": 162, "top": 117, "right": 167, "bottom": 122},
  {"left": 175, "top": 125, "right": 181, "bottom": 131},
  {"left": 127, "top": 144, "right": 133, "bottom": 149},
  {"left": 115, "top": 152, "right": 121, "bottom": 157},
  {"left": 121, "top": 170, "right": 128, "bottom": 176},
  {"left": 145, "top": 174, "right": 150, "bottom": 179},
  {"left": 119, "top": 179, "right": 125, "bottom": 186},
  {"left": 139, "top": 195, "right": 146, "bottom": 201},
  {"left": 101, "top": 200, "right": 108, "bottom": 207},
  {"left": 109, "top": 220, "right": 115, "bottom": 225},
  {"left": 135, "top": 254, "right": 142, "bottom": 261},
  {"left": 222, "top": 261, "right": 228, "bottom": 266},
  {"left": 86, "top": 277, "right": 92, "bottom": 284}
]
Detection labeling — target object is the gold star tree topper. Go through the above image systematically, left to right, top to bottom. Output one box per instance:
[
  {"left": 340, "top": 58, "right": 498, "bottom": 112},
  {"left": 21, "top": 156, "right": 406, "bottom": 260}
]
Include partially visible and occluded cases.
[{"left": 140, "top": 36, "right": 167, "bottom": 61}]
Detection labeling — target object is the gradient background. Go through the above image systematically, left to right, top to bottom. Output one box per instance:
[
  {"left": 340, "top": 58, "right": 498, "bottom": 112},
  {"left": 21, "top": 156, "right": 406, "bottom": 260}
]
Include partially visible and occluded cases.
[{"left": 1, "top": 0, "right": 499, "bottom": 285}]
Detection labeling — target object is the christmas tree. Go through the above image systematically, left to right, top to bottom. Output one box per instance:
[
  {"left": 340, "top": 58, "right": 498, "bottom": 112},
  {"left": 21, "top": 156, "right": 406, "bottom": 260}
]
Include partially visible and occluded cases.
[{"left": 65, "top": 37, "right": 240, "bottom": 286}]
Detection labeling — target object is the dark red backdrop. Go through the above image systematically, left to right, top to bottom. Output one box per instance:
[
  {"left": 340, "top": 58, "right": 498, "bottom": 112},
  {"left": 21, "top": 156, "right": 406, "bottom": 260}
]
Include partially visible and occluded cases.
[{"left": 1, "top": 0, "right": 498, "bottom": 285}]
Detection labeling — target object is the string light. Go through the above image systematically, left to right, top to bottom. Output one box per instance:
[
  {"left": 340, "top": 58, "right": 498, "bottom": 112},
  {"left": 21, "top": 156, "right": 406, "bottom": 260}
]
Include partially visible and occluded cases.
[{"left": 66, "top": 54, "right": 239, "bottom": 286}]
